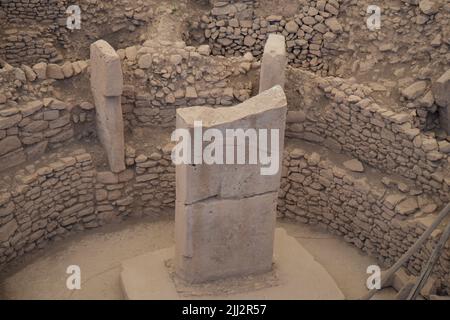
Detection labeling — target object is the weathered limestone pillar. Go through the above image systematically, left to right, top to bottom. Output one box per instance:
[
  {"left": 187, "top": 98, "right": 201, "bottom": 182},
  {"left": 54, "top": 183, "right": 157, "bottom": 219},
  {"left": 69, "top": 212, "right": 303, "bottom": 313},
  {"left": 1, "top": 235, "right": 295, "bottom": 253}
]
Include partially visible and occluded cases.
[
  {"left": 259, "top": 34, "right": 287, "bottom": 93},
  {"left": 90, "top": 40, "right": 125, "bottom": 173},
  {"left": 432, "top": 70, "right": 450, "bottom": 134},
  {"left": 175, "top": 85, "right": 287, "bottom": 283}
]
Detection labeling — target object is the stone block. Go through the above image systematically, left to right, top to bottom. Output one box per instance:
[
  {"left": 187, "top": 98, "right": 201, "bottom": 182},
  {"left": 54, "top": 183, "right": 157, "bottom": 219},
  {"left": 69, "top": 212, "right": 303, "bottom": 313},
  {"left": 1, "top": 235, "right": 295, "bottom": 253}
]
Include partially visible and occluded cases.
[
  {"left": 91, "top": 40, "right": 123, "bottom": 97},
  {"left": 32, "top": 62, "right": 47, "bottom": 80},
  {"left": 47, "top": 64, "right": 64, "bottom": 80},
  {"left": 176, "top": 86, "right": 287, "bottom": 204},
  {"left": 0, "top": 113, "right": 22, "bottom": 130},
  {"left": 0, "top": 136, "right": 22, "bottom": 156},
  {"left": 96, "top": 171, "right": 118, "bottom": 184},
  {"left": 175, "top": 192, "right": 278, "bottom": 283},
  {"left": 0, "top": 219, "right": 18, "bottom": 243}
]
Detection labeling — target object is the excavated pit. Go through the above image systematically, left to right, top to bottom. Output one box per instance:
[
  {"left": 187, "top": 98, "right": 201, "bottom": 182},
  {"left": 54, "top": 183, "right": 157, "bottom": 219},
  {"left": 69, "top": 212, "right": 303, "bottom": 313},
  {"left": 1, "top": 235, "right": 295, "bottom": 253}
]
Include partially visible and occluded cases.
[{"left": 0, "top": 0, "right": 450, "bottom": 300}]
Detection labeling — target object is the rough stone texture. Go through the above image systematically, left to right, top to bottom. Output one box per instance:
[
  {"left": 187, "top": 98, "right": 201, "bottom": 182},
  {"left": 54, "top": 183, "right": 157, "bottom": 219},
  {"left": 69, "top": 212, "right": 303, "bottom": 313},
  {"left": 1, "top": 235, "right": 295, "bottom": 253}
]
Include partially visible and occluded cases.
[
  {"left": 0, "top": 0, "right": 152, "bottom": 67},
  {"left": 0, "top": 0, "right": 449, "bottom": 299},
  {"left": 0, "top": 0, "right": 68, "bottom": 24},
  {"left": 419, "top": 0, "right": 441, "bottom": 15},
  {"left": 194, "top": 1, "right": 341, "bottom": 71},
  {"left": 0, "top": 29, "right": 62, "bottom": 67},
  {"left": 259, "top": 34, "right": 287, "bottom": 93},
  {"left": 90, "top": 40, "right": 126, "bottom": 173},
  {"left": 119, "top": 40, "right": 254, "bottom": 129},
  {"left": 285, "top": 69, "right": 450, "bottom": 202},
  {"left": 432, "top": 70, "right": 450, "bottom": 134},
  {"left": 402, "top": 81, "right": 428, "bottom": 100},
  {"left": 175, "top": 86, "right": 287, "bottom": 283},
  {"left": 0, "top": 98, "right": 81, "bottom": 172},
  {"left": 2, "top": 138, "right": 450, "bottom": 292},
  {"left": 0, "top": 144, "right": 175, "bottom": 268},
  {"left": 278, "top": 144, "right": 450, "bottom": 293},
  {"left": 0, "top": 151, "right": 96, "bottom": 266},
  {"left": 343, "top": 159, "right": 364, "bottom": 173}
]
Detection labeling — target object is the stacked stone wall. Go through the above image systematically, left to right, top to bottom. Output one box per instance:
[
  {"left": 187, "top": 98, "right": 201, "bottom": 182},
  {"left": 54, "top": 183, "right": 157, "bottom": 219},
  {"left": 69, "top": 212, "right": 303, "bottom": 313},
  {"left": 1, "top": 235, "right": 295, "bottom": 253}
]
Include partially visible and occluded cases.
[
  {"left": 0, "top": 0, "right": 68, "bottom": 23},
  {"left": 0, "top": 0, "right": 152, "bottom": 66},
  {"left": 193, "top": 0, "right": 343, "bottom": 72},
  {"left": 119, "top": 40, "right": 255, "bottom": 128},
  {"left": 285, "top": 70, "right": 450, "bottom": 202},
  {"left": 0, "top": 98, "right": 95, "bottom": 171},
  {"left": 0, "top": 144, "right": 175, "bottom": 267},
  {"left": 279, "top": 146, "right": 450, "bottom": 294}
]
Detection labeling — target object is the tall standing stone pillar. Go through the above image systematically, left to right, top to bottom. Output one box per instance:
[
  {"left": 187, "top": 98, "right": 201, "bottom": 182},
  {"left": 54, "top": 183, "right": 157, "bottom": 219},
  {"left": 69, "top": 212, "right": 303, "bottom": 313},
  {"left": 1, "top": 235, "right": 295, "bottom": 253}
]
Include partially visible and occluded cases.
[
  {"left": 259, "top": 34, "right": 287, "bottom": 93},
  {"left": 90, "top": 40, "right": 125, "bottom": 173},
  {"left": 175, "top": 86, "right": 287, "bottom": 283}
]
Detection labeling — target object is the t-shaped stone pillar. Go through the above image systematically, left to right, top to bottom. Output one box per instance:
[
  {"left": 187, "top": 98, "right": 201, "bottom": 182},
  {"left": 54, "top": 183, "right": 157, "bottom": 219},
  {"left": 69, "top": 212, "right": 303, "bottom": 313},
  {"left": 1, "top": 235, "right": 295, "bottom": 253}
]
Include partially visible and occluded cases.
[
  {"left": 259, "top": 34, "right": 287, "bottom": 93},
  {"left": 90, "top": 40, "right": 125, "bottom": 173},
  {"left": 175, "top": 86, "right": 287, "bottom": 283}
]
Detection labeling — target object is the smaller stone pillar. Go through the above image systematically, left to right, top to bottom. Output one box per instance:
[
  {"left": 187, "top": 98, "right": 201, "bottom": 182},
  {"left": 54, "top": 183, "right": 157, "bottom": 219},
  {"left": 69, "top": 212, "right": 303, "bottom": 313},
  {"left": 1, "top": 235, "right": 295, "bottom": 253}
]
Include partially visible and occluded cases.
[
  {"left": 259, "top": 34, "right": 287, "bottom": 93},
  {"left": 90, "top": 40, "right": 125, "bottom": 173},
  {"left": 432, "top": 70, "right": 450, "bottom": 134}
]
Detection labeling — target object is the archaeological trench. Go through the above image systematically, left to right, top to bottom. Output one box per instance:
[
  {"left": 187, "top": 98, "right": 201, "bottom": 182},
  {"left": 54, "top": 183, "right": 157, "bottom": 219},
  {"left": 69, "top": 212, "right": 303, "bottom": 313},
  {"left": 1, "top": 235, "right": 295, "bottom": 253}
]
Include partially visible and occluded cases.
[{"left": 0, "top": 0, "right": 450, "bottom": 300}]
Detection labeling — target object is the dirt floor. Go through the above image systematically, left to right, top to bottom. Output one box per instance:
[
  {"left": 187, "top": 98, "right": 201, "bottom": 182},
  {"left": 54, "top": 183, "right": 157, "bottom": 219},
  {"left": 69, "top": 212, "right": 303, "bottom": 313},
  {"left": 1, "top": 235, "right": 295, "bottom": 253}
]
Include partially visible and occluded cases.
[{"left": 0, "top": 216, "right": 396, "bottom": 300}]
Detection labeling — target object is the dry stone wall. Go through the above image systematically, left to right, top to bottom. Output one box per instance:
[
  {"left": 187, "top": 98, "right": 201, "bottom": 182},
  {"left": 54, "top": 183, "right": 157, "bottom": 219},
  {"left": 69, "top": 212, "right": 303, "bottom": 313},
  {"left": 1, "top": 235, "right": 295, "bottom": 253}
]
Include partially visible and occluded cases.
[
  {"left": 0, "top": 0, "right": 152, "bottom": 66},
  {"left": 0, "top": 0, "right": 67, "bottom": 23},
  {"left": 0, "top": 0, "right": 68, "bottom": 66},
  {"left": 0, "top": 0, "right": 151, "bottom": 29},
  {"left": 73, "top": 0, "right": 152, "bottom": 32},
  {"left": 192, "top": 0, "right": 343, "bottom": 72},
  {"left": 210, "top": 0, "right": 258, "bottom": 6},
  {"left": 0, "top": 29, "right": 62, "bottom": 66},
  {"left": 1, "top": 38, "right": 255, "bottom": 174},
  {"left": 119, "top": 40, "right": 255, "bottom": 128},
  {"left": 0, "top": 57, "right": 89, "bottom": 111},
  {"left": 285, "top": 70, "right": 450, "bottom": 202},
  {"left": 0, "top": 97, "right": 95, "bottom": 172},
  {"left": 2, "top": 137, "right": 450, "bottom": 293},
  {"left": 0, "top": 144, "right": 175, "bottom": 267},
  {"left": 127, "top": 144, "right": 175, "bottom": 216},
  {"left": 278, "top": 145, "right": 450, "bottom": 294},
  {"left": 0, "top": 150, "right": 95, "bottom": 266}
]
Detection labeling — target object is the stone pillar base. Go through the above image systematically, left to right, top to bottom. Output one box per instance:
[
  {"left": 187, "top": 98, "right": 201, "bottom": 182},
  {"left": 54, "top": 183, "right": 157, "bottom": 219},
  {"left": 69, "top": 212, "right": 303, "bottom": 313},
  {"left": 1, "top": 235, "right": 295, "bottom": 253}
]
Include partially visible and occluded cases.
[{"left": 120, "top": 228, "right": 344, "bottom": 300}]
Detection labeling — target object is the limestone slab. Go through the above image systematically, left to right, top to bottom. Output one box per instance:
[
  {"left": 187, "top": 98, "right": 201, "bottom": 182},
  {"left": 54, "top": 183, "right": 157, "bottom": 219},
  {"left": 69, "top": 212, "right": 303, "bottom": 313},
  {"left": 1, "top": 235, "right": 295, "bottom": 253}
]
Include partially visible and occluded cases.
[
  {"left": 259, "top": 34, "right": 287, "bottom": 93},
  {"left": 90, "top": 40, "right": 125, "bottom": 173},
  {"left": 91, "top": 40, "right": 123, "bottom": 96},
  {"left": 176, "top": 85, "right": 287, "bottom": 204},
  {"left": 175, "top": 192, "right": 278, "bottom": 283}
]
